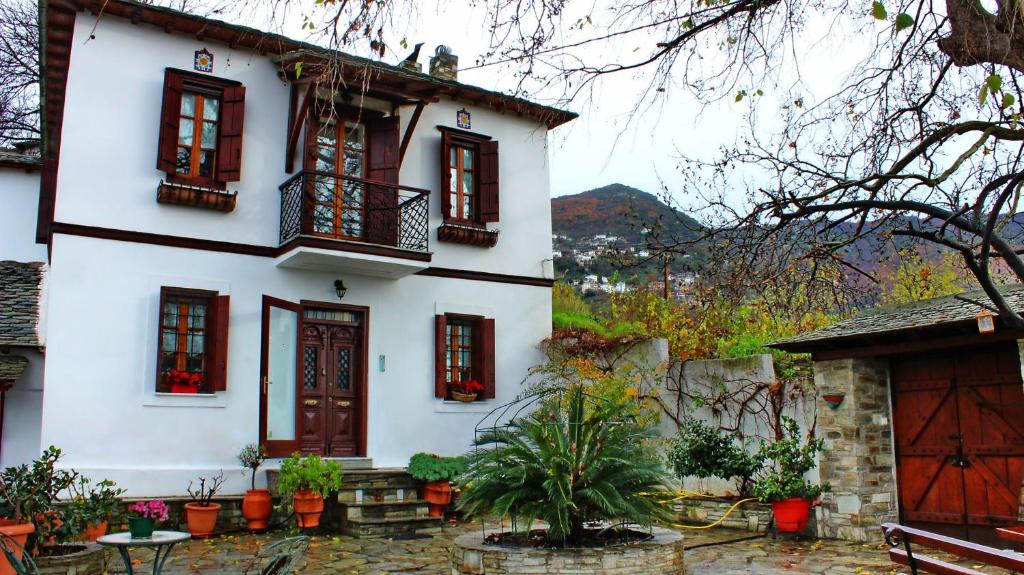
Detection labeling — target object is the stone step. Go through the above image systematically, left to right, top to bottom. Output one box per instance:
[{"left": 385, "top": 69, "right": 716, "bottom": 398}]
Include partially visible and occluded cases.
[
  {"left": 337, "top": 485, "right": 422, "bottom": 504},
  {"left": 343, "top": 499, "right": 431, "bottom": 521},
  {"left": 343, "top": 515, "right": 443, "bottom": 538}
]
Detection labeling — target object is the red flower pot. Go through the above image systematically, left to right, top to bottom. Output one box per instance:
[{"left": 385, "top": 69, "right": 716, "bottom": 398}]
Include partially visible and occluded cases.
[
  {"left": 170, "top": 382, "right": 200, "bottom": 394},
  {"left": 422, "top": 481, "right": 452, "bottom": 517},
  {"left": 242, "top": 489, "right": 273, "bottom": 532},
  {"left": 292, "top": 490, "right": 324, "bottom": 529},
  {"left": 772, "top": 497, "right": 811, "bottom": 532},
  {"left": 184, "top": 502, "right": 221, "bottom": 538},
  {"left": 0, "top": 520, "right": 34, "bottom": 575},
  {"left": 77, "top": 520, "right": 108, "bottom": 541}
]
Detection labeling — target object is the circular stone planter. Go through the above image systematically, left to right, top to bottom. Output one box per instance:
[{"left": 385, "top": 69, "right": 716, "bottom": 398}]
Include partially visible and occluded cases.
[
  {"left": 451, "top": 528, "right": 684, "bottom": 575},
  {"left": 35, "top": 543, "right": 106, "bottom": 575}
]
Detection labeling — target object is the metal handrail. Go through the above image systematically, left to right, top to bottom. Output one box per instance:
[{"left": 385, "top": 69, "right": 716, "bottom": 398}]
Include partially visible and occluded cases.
[{"left": 277, "top": 169, "right": 430, "bottom": 197}]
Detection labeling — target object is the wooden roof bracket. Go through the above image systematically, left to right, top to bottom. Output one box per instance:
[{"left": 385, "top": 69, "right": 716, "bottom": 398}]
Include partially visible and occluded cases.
[
  {"left": 285, "top": 80, "right": 317, "bottom": 173},
  {"left": 398, "top": 100, "right": 427, "bottom": 167}
]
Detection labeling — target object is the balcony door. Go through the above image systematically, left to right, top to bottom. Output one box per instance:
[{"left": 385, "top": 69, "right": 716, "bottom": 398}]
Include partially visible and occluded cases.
[{"left": 308, "top": 106, "right": 366, "bottom": 240}]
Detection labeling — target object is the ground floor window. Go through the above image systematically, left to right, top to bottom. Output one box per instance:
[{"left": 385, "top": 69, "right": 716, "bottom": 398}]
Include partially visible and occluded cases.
[
  {"left": 157, "top": 287, "right": 229, "bottom": 394},
  {"left": 434, "top": 314, "right": 495, "bottom": 400}
]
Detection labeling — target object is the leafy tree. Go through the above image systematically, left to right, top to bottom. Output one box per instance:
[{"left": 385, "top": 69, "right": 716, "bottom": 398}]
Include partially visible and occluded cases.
[
  {"left": 476, "top": 0, "right": 1024, "bottom": 326},
  {"left": 458, "top": 385, "right": 673, "bottom": 545}
]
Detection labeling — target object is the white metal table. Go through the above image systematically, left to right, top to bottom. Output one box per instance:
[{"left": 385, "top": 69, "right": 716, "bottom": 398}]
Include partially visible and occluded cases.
[{"left": 97, "top": 530, "right": 191, "bottom": 575}]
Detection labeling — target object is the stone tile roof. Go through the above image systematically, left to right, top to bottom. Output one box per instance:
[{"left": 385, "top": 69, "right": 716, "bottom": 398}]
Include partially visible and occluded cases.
[
  {"left": 0, "top": 149, "right": 41, "bottom": 167},
  {"left": 0, "top": 261, "right": 44, "bottom": 347},
  {"left": 771, "top": 283, "right": 1024, "bottom": 351},
  {"left": 0, "top": 355, "right": 29, "bottom": 389}
]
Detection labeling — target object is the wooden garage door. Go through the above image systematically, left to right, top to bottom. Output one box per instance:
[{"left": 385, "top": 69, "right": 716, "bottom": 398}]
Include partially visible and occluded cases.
[{"left": 891, "top": 344, "right": 1024, "bottom": 543}]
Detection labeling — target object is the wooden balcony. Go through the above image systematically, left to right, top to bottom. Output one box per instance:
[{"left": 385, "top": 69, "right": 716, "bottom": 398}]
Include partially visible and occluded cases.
[{"left": 276, "top": 170, "right": 431, "bottom": 278}]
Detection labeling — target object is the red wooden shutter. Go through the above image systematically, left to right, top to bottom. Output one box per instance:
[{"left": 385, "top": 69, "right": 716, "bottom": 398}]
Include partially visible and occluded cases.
[
  {"left": 156, "top": 70, "right": 184, "bottom": 173},
  {"left": 217, "top": 85, "right": 246, "bottom": 183},
  {"left": 366, "top": 116, "right": 400, "bottom": 246},
  {"left": 440, "top": 130, "right": 452, "bottom": 219},
  {"left": 479, "top": 140, "right": 499, "bottom": 223},
  {"left": 208, "top": 294, "right": 230, "bottom": 392},
  {"left": 434, "top": 314, "right": 448, "bottom": 398},
  {"left": 479, "top": 318, "right": 496, "bottom": 399}
]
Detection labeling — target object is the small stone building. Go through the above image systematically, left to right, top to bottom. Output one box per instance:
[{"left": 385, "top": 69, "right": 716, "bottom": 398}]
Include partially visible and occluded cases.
[
  {"left": 0, "top": 260, "right": 46, "bottom": 468},
  {"left": 771, "top": 286, "right": 1024, "bottom": 544}
]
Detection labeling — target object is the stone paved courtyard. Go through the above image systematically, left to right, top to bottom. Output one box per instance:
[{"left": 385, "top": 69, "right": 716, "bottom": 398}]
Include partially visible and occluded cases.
[{"left": 100, "top": 522, "right": 1018, "bottom": 574}]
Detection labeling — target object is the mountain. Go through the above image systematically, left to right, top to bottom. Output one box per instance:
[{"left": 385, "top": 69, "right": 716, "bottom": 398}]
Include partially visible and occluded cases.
[{"left": 551, "top": 183, "right": 703, "bottom": 244}]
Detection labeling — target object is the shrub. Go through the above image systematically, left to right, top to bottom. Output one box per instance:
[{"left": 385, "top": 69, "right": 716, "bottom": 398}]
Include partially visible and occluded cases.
[
  {"left": 458, "top": 385, "right": 673, "bottom": 546},
  {"left": 753, "top": 416, "right": 829, "bottom": 502},
  {"left": 669, "top": 419, "right": 760, "bottom": 497},
  {"left": 0, "top": 446, "right": 80, "bottom": 554},
  {"left": 277, "top": 453, "right": 343, "bottom": 497},
  {"left": 407, "top": 453, "right": 467, "bottom": 483},
  {"left": 63, "top": 477, "right": 125, "bottom": 538}
]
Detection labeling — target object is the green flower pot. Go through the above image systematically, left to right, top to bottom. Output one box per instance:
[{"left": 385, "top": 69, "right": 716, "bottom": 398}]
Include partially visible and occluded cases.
[{"left": 128, "top": 516, "right": 155, "bottom": 539}]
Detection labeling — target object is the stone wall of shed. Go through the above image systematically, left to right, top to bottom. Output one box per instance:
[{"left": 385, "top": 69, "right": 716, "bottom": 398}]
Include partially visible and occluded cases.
[{"left": 813, "top": 357, "right": 897, "bottom": 541}]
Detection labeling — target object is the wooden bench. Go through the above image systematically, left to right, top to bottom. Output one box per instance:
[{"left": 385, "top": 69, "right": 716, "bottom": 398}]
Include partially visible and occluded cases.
[{"left": 881, "top": 522, "right": 1024, "bottom": 575}]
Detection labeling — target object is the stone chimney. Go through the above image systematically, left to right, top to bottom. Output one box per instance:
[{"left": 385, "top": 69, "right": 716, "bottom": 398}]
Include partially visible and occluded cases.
[{"left": 429, "top": 45, "right": 458, "bottom": 81}]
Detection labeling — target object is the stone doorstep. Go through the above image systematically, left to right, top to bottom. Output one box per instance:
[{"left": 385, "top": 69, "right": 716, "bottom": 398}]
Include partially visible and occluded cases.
[
  {"left": 343, "top": 499, "right": 431, "bottom": 521},
  {"left": 344, "top": 515, "right": 444, "bottom": 538}
]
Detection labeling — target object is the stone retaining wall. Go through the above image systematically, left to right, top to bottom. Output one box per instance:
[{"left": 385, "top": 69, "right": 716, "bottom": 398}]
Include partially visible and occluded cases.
[
  {"left": 102, "top": 496, "right": 290, "bottom": 535},
  {"left": 675, "top": 498, "right": 773, "bottom": 533},
  {"left": 451, "top": 529, "right": 684, "bottom": 575},
  {"left": 35, "top": 543, "right": 105, "bottom": 575}
]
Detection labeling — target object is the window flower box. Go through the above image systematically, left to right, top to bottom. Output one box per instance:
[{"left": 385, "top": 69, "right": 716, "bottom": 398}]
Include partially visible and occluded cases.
[
  {"left": 157, "top": 181, "right": 237, "bottom": 212},
  {"left": 438, "top": 223, "right": 498, "bottom": 247}
]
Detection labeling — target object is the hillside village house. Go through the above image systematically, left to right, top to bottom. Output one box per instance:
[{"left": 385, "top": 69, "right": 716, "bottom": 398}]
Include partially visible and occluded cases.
[{"left": 0, "top": 0, "right": 575, "bottom": 498}]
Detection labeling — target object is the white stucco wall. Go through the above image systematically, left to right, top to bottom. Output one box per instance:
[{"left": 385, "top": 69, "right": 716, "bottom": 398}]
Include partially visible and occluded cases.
[
  {"left": 0, "top": 168, "right": 46, "bottom": 263},
  {"left": 42, "top": 234, "right": 550, "bottom": 496},
  {"left": 1, "top": 350, "right": 44, "bottom": 469}
]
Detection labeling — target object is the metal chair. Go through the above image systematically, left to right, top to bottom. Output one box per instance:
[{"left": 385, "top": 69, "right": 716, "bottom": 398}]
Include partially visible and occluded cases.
[
  {"left": 0, "top": 531, "right": 38, "bottom": 575},
  {"left": 243, "top": 535, "right": 311, "bottom": 575}
]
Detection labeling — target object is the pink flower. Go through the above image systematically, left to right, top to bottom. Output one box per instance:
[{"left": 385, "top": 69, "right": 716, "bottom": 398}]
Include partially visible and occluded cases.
[{"left": 129, "top": 499, "right": 170, "bottom": 521}]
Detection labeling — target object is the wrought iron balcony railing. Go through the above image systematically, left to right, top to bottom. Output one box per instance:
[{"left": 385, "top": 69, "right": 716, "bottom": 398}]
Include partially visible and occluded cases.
[{"left": 279, "top": 170, "right": 430, "bottom": 253}]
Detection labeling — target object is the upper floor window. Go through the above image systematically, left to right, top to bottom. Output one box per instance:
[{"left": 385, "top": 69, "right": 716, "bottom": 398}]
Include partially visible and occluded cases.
[
  {"left": 157, "top": 69, "right": 246, "bottom": 187},
  {"left": 176, "top": 91, "right": 220, "bottom": 179},
  {"left": 439, "top": 128, "right": 500, "bottom": 225},
  {"left": 448, "top": 143, "right": 476, "bottom": 221},
  {"left": 157, "top": 287, "right": 230, "bottom": 394}
]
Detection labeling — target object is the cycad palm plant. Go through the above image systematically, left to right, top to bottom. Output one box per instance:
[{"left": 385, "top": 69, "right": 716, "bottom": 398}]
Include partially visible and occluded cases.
[{"left": 457, "top": 385, "right": 673, "bottom": 546}]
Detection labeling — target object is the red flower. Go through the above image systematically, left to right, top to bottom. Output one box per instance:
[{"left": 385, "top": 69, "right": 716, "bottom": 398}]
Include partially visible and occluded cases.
[{"left": 449, "top": 379, "right": 484, "bottom": 395}]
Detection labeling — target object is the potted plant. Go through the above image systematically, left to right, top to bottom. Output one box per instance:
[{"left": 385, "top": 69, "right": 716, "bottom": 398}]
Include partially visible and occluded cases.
[
  {"left": 165, "top": 369, "right": 202, "bottom": 394},
  {"left": 448, "top": 380, "right": 484, "bottom": 402},
  {"left": 753, "top": 416, "right": 830, "bottom": 532},
  {"left": 238, "top": 444, "right": 272, "bottom": 532},
  {"left": 277, "top": 453, "right": 343, "bottom": 530},
  {"left": 407, "top": 453, "right": 467, "bottom": 517},
  {"left": 0, "top": 467, "right": 36, "bottom": 575},
  {"left": 183, "top": 473, "right": 225, "bottom": 538},
  {"left": 65, "top": 478, "right": 125, "bottom": 541},
  {"left": 127, "top": 500, "right": 169, "bottom": 539}
]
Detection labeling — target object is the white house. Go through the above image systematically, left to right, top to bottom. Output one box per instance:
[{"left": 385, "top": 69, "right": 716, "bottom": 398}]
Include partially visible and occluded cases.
[{"left": 0, "top": 0, "right": 575, "bottom": 496}]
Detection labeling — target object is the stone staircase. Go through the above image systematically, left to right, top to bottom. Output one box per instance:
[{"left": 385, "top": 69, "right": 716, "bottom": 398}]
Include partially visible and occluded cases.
[
  {"left": 267, "top": 459, "right": 444, "bottom": 538},
  {"left": 336, "top": 468, "right": 443, "bottom": 538}
]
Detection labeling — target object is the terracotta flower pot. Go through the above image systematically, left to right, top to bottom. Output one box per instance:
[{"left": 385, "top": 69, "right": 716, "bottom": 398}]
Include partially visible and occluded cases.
[
  {"left": 450, "top": 391, "right": 478, "bottom": 403},
  {"left": 421, "top": 481, "right": 452, "bottom": 517},
  {"left": 242, "top": 489, "right": 273, "bottom": 532},
  {"left": 292, "top": 490, "right": 324, "bottom": 529},
  {"left": 771, "top": 497, "right": 811, "bottom": 532},
  {"left": 184, "top": 502, "right": 221, "bottom": 539},
  {"left": 0, "top": 520, "right": 35, "bottom": 575},
  {"left": 78, "top": 520, "right": 108, "bottom": 542}
]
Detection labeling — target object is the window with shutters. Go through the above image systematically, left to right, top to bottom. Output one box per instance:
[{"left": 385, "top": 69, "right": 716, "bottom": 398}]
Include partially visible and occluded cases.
[
  {"left": 157, "top": 69, "right": 245, "bottom": 190},
  {"left": 438, "top": 127, "right": 500, "bottom": 247},
  {"left": 157, "top": 287, "right": 230, "bottom": 394},
  {"left": 435, "top": 314, "right": 496, "bottom": 400}
]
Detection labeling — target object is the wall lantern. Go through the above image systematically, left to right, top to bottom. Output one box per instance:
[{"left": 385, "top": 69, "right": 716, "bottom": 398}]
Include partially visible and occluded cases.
[
  {"left": 334, "top": 279, "right": 348, "bottom": 300},
  {"left": 977, "top": 309, "right": 996, "bottom": 334},
  {"left": 822, "top": 392, "right": 846, "bottom": 410}
]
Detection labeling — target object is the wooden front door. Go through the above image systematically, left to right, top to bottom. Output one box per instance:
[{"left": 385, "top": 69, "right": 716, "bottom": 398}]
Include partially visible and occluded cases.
[
  {"left": 298, "top": 310, "right": 365, "bottom": 457},
  {"left": 892, "top": 344, "right": 1024, "bottom": 543}
]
